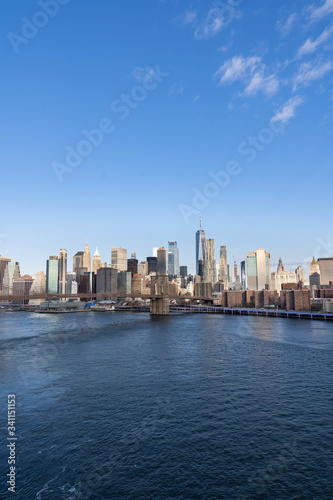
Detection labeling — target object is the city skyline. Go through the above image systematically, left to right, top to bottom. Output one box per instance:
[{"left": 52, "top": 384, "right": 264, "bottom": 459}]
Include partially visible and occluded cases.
[{"left": 1, "top": 1, "right": 333, "bottom": 277}]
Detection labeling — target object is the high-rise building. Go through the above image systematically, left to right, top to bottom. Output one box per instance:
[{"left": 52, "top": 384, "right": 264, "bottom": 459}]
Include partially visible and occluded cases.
[
  {"left": 196, "top": 217, "right": 206, "bottom": 276},
  {"left": 203, "top": 239, "right": 216, "bottom": 284},
  {"left": 168, "top": 241, "right": 179, "bottom": 277},
  {"left": 83, "top": 243, "right": 91, "bottom": 272},
  {"left": 218, "top": 246, "right": 228, "bottom": 286},
  {"left": 157, "top": 247, "right": 167, "bottom": 275},
  {"left": 93, "top": 248, "right": 102, "bottom": 274},
  {"left": 111, "top": 248, "right": 127, "bottom": 271},
  {"left": 58, "top": 249, "right": 67, "bottom": 295},
  {"left": 246, "top": 249, "right": 271, "bottom": 290},
  {"left": 73, "top": 251, "right": 84, "bottom": 272},
  {"left": 167, "top": 252, "right": 174, "bottom": 279},
  {"left": 0, "top": 255, "right": 11, "bottom": 292},
  {"left": 46, "top": 256, "right": 59, "bottom": 294},
  {"left": 147, "top": 257, "right": 157, "bottom": 275},
  {"left": 270, "top": 257, "right": 297, "bottom": 294},
  {"left": 309, "top": 257, "right": 321, "bottom": 288},
  {"left": 127, "top": 258, "right": 138, "bottom": 276},
  {"left": 318, "top": 258, "right": 333, "bottom": 286},
  {"left": 138, "top": 261, "right": 148, "bottom": 278},
  {"left": 234, "top": 261, "right": 237, "bottom": 278},
  {"left": 240, "top": 261, "right": 246, "bottom": 290},
  {"left": 3, "top": 262, "right": 21, "bottom": 295},
  {"left": 227, "top": 265, "right": 233, "bottom": 286},
  {"left": 180, "top": 266, "right": 188, "bottom": 278},
  {"left": 295, "top": 266, "right": 306, "bottom": 284},
  {"left": 96, "top": 267, "right": 117, "bottom": 300},
  {"left": 29, "top": 271, "right": 46, "bottom": 305},
  {"left": 30, "top": 271, "right": 46, "bottom": 295},
  {"left": 117, "top": 271, "right": 131, "bottom": 294},
  {"left": 66, "top": 272, "right": 77, "bottom": 294}
]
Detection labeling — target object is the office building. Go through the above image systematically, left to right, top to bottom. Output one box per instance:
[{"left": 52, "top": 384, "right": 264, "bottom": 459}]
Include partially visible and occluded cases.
[
  {"left": 196, "top": 217, "right": 206, "bottom": 276},
  {"left": 203, "top": 239, "right": 216, "bottom": 284},
  {"left": 168, "top": 241, "right": 179, "bottom": 277},
  {"left": 83, "top": 243, "right": 91, "bottom": 272},
  {"left": 218, "top": 246, "right": 228, "bottom": 285},
  {"left": 157, "top": 247, "right": 166, "bottom": 275},
  {"left": 93, "top": 248, "right": 102, "bottom": 274},
  {"left": 111, "top": 248, "right": 127, "bottom": 271},
  {"left": 58, "top": 249, "right": 67, "bottom": 295},
  {"left": 246, "top": 249, "right": 271, "bottom": 290},
  {"left": 73, "top": 251, "right": 84, "bottom": 272},
  {"left": 0, "top": 255, "right": 11, "bottom": 292},
  {"left": 46, "top": 256, "right": 59, "bottom": 294},
  {"left": 147, "top": 256, "right": 157, "bottom": 275},
  {"left": 271, "top": 257, "right": 297, "bottom": 294},
  {"left": 309, "top": 257, "right": 321, "bottom": 288},
  {"left": 127, "top": 258, "right": 138, "bottom": 276},
  {"left": 318, "top": 258, "right": 333, "bottom": 286},
  {"left": 138, "top": 261, "right": 148, "bottom": 278},
  {"left": 240, "top": 261, "right": 246, "bottom": 290},
  {"left": 3, "top": 262, "right": 21, "bottom": 295},
  {"left": 180, "top": 266, "right": 188, "bottom": 278},
  {"left": 295, "top": 266, "right": 306, "bottom": 284},
  {"left": 96, "top": 267, "right": 117, "bottom": 299},
  {"left": 30, "top": 271, "right": 46, "bottom": 295},
  {"left": 117, "top": 271, "right": 131, "bottom": 295},
  {"left": 66, "top": 272, "right": 77, "bottom": 294}
]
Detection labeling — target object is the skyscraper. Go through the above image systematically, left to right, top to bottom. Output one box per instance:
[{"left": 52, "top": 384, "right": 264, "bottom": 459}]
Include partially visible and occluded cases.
[
  {"left": 195, "top": 217, "right": 206, "bottom": 276},
  {"left": 203, "top": 239, "right": 216, "bottom": 284},
  {"left": 168, "top": 241, "right": 179, "bottom": 277},
  {"left": 83, "top": 243, "right": 91, "bottom": 272},
  {"left": 218, "top": 246, "right": 228, "bottom": 286},
  {"left": 157, "top": 247, "right": 167, "bottom": 275},
  {"left": 93, "top": 248, "right": 102, "bottom": 274},
  {"left": 111, "top": 248, "right": 127, "bottom": 271},
  {"left": 58, "top": 249, "right": 67, "bottom": 295},
  {"left": 246, "top": 249, "right": 271, "bottom": 290},
  {"left": 73, "top": 251, "right": 84, "bottom": 272},
  {"left": 167, "top": 252, "right": 174, "bottom": 278},
  {"left": 0, "top": 255, "right": 11, "bottom": 291},
  {"left": 46, "top": 256, "right": 59, "bottom": 294},
  {"left": 147, "top": 257, "right": 157, "bottom": 275},
  {"left": 309, "top": 257, "right": 320, "bottom": 288},
  {"left": 127, "top": 258, "right": 138, "bottom": 276},
  {"left": 318, "top": 258, "right": 333, "bottom": 285},
  {"left": 138, "top": 261, "right": 148, "bottom": 278},
  {"left": 240, "top": 261, "right": 246, "bottom": 290},
  {"left": 2, "top": 262, "right": 20, "bottom": 295}
]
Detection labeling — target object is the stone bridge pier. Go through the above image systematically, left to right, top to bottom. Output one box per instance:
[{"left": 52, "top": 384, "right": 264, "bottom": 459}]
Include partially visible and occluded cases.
[{"left": 150, "top": 275, "right": 169, "bottom": 316}]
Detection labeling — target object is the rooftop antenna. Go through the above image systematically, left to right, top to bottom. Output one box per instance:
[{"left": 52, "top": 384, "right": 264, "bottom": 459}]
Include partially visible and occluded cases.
[{"left": 200, "top": 214, "right": 202, "bottom": 230}]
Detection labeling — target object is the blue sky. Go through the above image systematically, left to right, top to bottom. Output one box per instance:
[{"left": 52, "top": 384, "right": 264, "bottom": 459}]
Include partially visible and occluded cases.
[{"left": 1, "top": 0, "right": 333, "bottom": 277}]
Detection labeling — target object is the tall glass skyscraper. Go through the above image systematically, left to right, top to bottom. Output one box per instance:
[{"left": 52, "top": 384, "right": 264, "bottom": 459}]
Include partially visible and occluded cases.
[
  {"left": 195, "top": 217, "right": 206, "bottom": 276},
  {"left": 168, "top": 241, "right": 179, "bottom": 278},
  {"left": 218, "top": 246, "right": 228, "bottom": 286},
  {"left": 46, "top": 256, "right": 59, "bottom": 294},
  {"left": 240, "top": 260, "right": 246, "bottom": 290}
]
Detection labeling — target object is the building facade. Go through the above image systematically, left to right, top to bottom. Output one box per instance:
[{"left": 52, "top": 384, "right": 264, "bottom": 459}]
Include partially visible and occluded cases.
[
  {"left": 204, "top": 239, "right": 216, "bottom": 285},
  {"left": 111, "top": 248, "right": 127, "bottom": 271},
  {"left": 246, "top": 249, "right": 271, "bottom": 290}
]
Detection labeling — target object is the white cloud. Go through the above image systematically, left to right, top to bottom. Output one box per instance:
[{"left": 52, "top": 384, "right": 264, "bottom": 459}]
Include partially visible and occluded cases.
[
  {"left": 310, "top": 0, "right": 333, "bottom": 21},
  {"left": 195, "top": 6, "right": 241, "bottom": 39},
  {"left": 181, "top": 10, "right": 197, "bottom": 25},
  {"left": 276, "top": 13, "right": 298, "bottom": 36},
  {"left": 297, "top": 26, "right": 333, "bottom": 57},
  {"left": 216, "top": 55, "right": 279, "bottom": 96},
  {"left": 216, "top": 55, "right": 261, "bottom": 83},
  {"left": 293, "top": 59, "right": 333, "bottom": 89},
  {"left": 244, "top": 72, "right": 279, "bottom": 96},
  {"left": 271, "top": 96, "right": 304, "bottom": 124}
]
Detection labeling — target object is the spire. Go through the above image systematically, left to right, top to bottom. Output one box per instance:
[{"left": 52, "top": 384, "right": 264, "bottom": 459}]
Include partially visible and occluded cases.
[
  {"left": 200, "top": 214, "right": 202, "bottom": 230},
  {"left": 94, "top": 247, "right": 100, "bottom": 257},
  {"left": 310, "top": 256, "right": 317, "bottom": 265},
  {"left": 277, "top": 257, "right": 285, "bottom": 273}
]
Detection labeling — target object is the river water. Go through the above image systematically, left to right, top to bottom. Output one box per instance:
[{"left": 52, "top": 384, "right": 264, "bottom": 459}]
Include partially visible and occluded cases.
[{"left": 0, "top": 312, "right": 332, "bottom": 499}]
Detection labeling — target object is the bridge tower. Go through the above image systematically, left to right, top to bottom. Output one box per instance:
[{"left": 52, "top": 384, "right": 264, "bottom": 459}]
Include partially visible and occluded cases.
[{"left": 150, "top": 275, "right": 169, "bottom": 316}]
